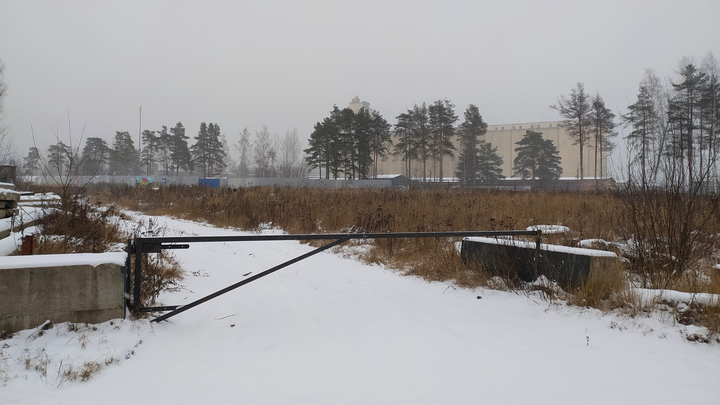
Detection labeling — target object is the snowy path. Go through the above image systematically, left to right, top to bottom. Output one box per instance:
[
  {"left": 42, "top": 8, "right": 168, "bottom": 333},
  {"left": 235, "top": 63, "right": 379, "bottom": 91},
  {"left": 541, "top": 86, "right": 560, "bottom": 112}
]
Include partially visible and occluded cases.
[{"left": 2, "top": 214, "right": 720, "bottom": 404}]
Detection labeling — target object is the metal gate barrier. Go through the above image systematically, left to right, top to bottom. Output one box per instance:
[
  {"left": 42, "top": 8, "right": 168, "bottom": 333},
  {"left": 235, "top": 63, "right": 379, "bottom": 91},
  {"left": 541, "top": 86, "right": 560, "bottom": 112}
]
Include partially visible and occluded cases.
[{"left": 127, "top": 230, "right": 542, "bottom": 323}]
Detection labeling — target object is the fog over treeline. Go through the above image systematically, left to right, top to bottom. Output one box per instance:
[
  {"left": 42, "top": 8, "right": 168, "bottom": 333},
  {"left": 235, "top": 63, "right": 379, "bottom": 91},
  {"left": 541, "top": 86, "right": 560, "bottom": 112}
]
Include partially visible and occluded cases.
[{"left": 5, "top": 51, "right": 717, "bottom": 189}]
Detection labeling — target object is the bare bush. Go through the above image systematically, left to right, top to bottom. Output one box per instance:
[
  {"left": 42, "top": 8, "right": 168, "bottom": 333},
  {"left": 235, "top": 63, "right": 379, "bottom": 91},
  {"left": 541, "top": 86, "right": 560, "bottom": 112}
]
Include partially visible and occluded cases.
[
  {"left": 31, "top": 199, "right": 124, "bottom": 254},
  {"left": 129, "top": 218, "right": 185, "bottom": 309}
]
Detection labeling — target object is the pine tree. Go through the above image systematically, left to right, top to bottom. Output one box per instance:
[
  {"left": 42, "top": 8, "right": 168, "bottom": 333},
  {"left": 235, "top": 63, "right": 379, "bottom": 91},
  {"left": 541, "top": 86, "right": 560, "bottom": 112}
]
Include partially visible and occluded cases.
[
  {"left": 701, "top": 53, "right": 720, "bottom": 184},
  {"left": 668, "top": 62, "right": 707, "bottom": 184},
  {"left": 622, "top": 82, "right": 657, "bottom": 187},
  {"left": 551, "top": 83, "right": 591, "bottom": 179},
  {"left": 589, "top": 93, "right": 616, "bottom": 185},
  {"left": 428, "top": 99, "right": 458, "bottom": 182},
  {"left": 393, "top": 104, "right": 432, "bottom": 182},
  {"left": 412, "top": 104, "right": 432, "bottom": 182},
  {"left": 456, "top": 104, "right": 487, "bottom": 187},
  {"left": 305, "top": 106, "right": 388, "bottom": 180},
  {"left": 348, "top": 107, "right": 371, "bottom": 179},
  {"left": 368, "top": 110, "right": 392, "bottom": 178},
  {"left": 393, "top": 111, "right": 417, "bottom": 179},
  {"left": 305, "top": 115, "right": 341, "bottom": 179},
  {"left": 305, "top": 120, "right": 329, "bottom": 179},
  {"left": 169, "top": 122, "right": 192, "bottom": 175},
  {"left": 191, "top": 122, "right": 210, "bottom": 177},
  {"left": 209, "top": 123, "right": 226, "bottom": 176},
  {"left": 157, "top": 126, "right": 172, "bottom": 176},
  {"left": 140, "top": 130, "right": 159, "bottom": 175},
  {"left": 513, "top": 130, "right": 562, "bottom": 181},
  {"left": 109, "top": 131, "right": 139, "bottom": 175},
  {"left": 81, "top": 137, "right": 110, "bottom": 176},
  {"left": 47, "top": 141, "right": 70, "bottom": 176},
  {"left": 476, "top": 142, "right": 505, "bottom": 182},
  {"left": 22, "top": 147, "right": 41, "bottom": 176}
]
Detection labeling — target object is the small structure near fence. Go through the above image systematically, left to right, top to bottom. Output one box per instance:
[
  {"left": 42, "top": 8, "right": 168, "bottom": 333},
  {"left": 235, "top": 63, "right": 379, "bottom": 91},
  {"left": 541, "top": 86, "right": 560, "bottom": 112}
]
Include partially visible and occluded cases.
[
  {"left": 0, "top": 166, "right": 17, "bottom": 184},
  {"left": 199, "top": 178, "right": 224, "bottom": 188},
  {"left": 0, "top": 184, "right": 18, "bottom": 220},
  {"left": 460, "top": 237, "right": 620, "bottom": 289},
  {"left": 0, "top": 252, "right": 127, "bottom": 334}
]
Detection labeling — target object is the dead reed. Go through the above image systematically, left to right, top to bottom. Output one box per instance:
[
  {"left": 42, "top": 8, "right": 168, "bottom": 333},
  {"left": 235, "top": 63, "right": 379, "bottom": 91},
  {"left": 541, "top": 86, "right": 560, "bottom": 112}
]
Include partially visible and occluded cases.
[
  {"left": 70, "top": 184, "right": 720, "bottom": 338},
  {"left": 106, "top": 185, "right": 620, "bottom": 290},
  {"left": 108, "top": 185, "right": 619, "bottom": 237},
  {"left": 30, "top": 199, "right": 125, "bottom": 254}
]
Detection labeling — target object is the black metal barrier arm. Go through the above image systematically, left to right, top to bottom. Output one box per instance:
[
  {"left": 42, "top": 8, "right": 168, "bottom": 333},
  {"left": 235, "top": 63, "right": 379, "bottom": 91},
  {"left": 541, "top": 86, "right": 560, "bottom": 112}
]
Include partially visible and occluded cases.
[
  {"left": 130, "top": 230, "right": 541, "bottom": 323},
  {"left": 151, "top": 235, "right": 354, "bottom": 323}
]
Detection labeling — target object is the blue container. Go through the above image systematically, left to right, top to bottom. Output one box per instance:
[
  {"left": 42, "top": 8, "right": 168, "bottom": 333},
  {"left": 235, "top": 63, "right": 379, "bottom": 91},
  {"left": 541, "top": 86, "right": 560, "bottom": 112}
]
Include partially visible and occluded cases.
[{"left": 198, "top": 178, "right": 221, "bottom": 188}]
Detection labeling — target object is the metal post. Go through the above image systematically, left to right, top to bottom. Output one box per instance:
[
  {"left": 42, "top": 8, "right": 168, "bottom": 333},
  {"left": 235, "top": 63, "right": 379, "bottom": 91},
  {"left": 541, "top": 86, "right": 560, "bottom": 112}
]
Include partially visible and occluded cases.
[
  {"left": 534, "top": 233, "right": 542, "bottom": 278},
  {"left": 21, "top": 234, "right": 34, "bottom": 255},
  {"left": 123, "top": 239, "right": 132, "bottom": 318},
  {"left": 133, "top": 240, "right": 143, "bottom": 313}
]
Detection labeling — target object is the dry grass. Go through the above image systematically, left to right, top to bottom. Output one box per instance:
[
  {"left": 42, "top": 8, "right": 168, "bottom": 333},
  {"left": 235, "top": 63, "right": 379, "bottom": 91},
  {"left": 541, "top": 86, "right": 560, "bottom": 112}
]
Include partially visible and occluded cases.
[
  {"left": 101, "top": 184, "right": 720, "bottom": 337},
  {"left": 107, "top": 184, "right": 619, "bottom": 289},
  {"left": 107, "top": 185, "right": 619, "bottom": 237},
  {"left": 30, "top": 199, "right": 125, "bottom": 254},
  {"left": 125, "top": 216, "right": 186, "bottom": 310},
  {"left": 129, "top": 250, "right": 184, "bottom": 309},
  {"left": 570, "top": 258, "right": 629, "bottom": 309}
]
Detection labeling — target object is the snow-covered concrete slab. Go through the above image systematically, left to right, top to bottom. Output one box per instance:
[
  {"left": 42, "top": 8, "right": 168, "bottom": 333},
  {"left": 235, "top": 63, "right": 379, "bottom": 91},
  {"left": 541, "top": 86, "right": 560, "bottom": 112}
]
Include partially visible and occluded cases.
[
  {"left": 462, "top": 236, "right": 620, "bottom": 288},
  {"left": 464, "top": 236, "right": 618, "bottom": 258},
  {"left": 1, "top": 252, "right": 127, "bottom": 333}
]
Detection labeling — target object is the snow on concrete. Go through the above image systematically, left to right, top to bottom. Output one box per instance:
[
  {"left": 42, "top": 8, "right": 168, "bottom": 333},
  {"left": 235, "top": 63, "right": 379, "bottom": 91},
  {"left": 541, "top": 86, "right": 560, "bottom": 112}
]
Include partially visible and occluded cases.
[
  {"left": 0, "top": 192, "right": 18, "bottom": 201},
  {"left": 19, "top": 192, "right": 61, "bottom": 204},
  {"left": 1, "top": 213, "right": 719, "bottom": 404},
  {"left": 526, "top": 224, "right": 570, "bottom": 234},
  {"left": 465, "top": 236, "right": 618, "bottom": 258},
  {"left": 579, "top": 239, "right": 611, "bottom": 248},
  {"left": 0, "top": 252, "right": 127, "bottom": 270},
  {"left": 636, "top": 288, "right": 720, "bottom": 307}
]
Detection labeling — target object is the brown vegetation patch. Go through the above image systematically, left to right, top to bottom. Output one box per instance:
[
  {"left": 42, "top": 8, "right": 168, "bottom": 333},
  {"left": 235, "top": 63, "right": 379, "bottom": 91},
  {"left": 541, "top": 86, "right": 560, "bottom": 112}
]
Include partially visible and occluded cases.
[
  {"left": 97, "top": 184, "right": 720, "bottom": 336},
  {"left": 31, "top": 199, "right": 124, "bottom": 254}
]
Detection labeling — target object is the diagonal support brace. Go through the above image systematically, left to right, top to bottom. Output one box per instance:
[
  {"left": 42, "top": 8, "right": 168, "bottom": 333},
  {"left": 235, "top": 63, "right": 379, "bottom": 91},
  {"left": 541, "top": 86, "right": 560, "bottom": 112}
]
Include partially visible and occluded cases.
[{"left": 152, "top": 235, "right": 353, "bottom": 323}]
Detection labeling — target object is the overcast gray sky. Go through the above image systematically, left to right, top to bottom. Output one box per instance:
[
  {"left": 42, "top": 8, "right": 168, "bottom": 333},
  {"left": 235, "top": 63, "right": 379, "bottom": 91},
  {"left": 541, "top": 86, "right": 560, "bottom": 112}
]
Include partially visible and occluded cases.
[{"left": 1, "top": 0, "right": 719, "bottom": 162}]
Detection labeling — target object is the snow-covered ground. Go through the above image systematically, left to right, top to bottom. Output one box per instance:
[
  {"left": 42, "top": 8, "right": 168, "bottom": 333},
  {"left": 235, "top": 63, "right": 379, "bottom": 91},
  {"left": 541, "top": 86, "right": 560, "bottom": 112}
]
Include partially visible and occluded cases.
[{"left": 2, "top": 213, "right": 720, "bottom": 404}]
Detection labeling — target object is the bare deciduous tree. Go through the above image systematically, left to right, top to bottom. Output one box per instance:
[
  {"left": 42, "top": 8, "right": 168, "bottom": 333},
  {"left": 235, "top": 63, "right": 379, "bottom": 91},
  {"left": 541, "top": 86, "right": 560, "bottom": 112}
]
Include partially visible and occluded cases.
[
  {"left": 0, "top": 58, "right": 17, "bottom": 166},
  {"left": 32, "top": 116, "right": 88, "bottom": 209},
  {"left": 253, "top": 126, "right": 276, "bottom": 178},
  {"left": 235, "top": 128, "right": 252, "bottom": 177},
  {"left": 277, "top": 129, "right": 305, "bottom": 178}
]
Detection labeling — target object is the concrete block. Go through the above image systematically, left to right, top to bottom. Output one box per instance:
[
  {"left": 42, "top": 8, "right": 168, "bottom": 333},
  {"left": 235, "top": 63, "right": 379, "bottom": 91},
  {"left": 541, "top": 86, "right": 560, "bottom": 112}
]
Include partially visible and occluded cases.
[
  {"left": 0, "top": 188, "right": 19, "bottom": 202},
  {"left": 461, "top": 237, "right": 620, "bottom": 289},
  {"left": 0, "top": 253, "right": 127, "bottom": 333}
]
